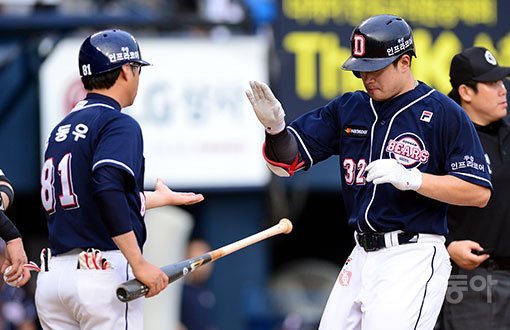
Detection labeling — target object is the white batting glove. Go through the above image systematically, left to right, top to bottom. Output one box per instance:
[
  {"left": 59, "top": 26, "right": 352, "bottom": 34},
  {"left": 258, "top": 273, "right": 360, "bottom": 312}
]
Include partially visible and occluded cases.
[
  {"left": 245, "top": 81, "right": 286, "bottom": 135},
  {"left": 366, "top": 159, "right": 422, "bottom": 191}
]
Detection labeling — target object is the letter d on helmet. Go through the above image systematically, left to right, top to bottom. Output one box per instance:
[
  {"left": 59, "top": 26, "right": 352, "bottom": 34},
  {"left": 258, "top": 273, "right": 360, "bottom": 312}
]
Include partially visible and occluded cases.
[
  {"left": 342, "top": 14, "right": 416, "bottom": 76},
  {"left": 78, "top": 29, "right": 150, "bottom": 77}
]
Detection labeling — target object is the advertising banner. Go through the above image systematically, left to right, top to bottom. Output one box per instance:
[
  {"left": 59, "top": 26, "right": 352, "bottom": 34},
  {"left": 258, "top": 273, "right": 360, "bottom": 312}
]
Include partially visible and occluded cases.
[{"left": 40, "top": 36, "right": 270, "bottom": 189}]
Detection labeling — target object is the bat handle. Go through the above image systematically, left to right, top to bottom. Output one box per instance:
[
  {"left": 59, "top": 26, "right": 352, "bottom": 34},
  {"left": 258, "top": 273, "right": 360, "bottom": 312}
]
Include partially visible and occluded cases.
[{"left": 116, "top": 279, "right": 149, "bottom": 302}]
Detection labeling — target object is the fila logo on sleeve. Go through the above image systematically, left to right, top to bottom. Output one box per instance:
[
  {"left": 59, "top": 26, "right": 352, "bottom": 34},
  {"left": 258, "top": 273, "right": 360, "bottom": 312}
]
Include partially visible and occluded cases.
[{"left": 420, "top": 110, "right": 433, "bottom": 123}]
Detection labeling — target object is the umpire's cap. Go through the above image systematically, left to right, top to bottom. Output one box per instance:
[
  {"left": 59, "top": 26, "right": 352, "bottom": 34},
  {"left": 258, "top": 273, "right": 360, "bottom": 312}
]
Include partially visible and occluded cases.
[
  {"left": 342, "top": 14, "right": 416, "bottom": 76},
  {"left": 78, "top": 29, "right": 150, "bottom": 77},
  {"left": 449, "top": 47, "right": 510, "bottom": 88}
]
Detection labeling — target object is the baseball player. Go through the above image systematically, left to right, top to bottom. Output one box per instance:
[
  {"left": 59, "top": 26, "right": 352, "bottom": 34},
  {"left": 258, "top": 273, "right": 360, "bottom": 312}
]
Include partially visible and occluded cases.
[
  {"left": 245, "top": 14, "right": 492, "bottom": 329},
  {"left": 35, "top": 29, "right": 204, "bottom": 330},
  {"left": 0, "top": 169, "right": 31, "bottom": 287}
]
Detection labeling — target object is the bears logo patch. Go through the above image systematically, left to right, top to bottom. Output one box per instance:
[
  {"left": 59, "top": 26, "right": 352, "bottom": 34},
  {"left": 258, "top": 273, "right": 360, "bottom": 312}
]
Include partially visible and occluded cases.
[{"left": 386, "top": 133, "right": 429, "bottom": 167}]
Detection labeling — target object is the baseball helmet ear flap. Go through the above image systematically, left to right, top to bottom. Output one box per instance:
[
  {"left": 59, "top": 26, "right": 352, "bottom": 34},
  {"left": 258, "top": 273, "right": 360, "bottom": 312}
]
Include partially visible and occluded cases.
[
  {"left": 342, "top": 14, "right": 416, "bottom": 75},
  {"left": 78, "top": 29, "right": 150, "bottom": 77}
]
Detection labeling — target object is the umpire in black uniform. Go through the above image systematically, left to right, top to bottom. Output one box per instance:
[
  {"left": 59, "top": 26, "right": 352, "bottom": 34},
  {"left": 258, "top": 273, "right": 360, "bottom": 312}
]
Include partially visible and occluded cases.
[{"left": 437, "top": 47, "right": 510, "bottom": 329}]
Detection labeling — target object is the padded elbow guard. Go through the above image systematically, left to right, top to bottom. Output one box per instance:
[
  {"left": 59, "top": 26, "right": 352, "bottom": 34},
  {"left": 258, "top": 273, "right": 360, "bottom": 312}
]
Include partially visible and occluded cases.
[{"left": 265, "top": 154, "right": 305, "bottom": 177}]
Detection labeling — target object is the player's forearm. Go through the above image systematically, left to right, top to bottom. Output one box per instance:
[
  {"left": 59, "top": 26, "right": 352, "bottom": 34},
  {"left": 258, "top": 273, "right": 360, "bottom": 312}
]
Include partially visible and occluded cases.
[
  {"left": 264, "top": 129, "right": 299, "bottom": 163},
  {"left": 418, "top": 173, "right": 490, "bottom": 207},
  {"left": 112, "top": 231, "right": 146, "bottom": 269}
]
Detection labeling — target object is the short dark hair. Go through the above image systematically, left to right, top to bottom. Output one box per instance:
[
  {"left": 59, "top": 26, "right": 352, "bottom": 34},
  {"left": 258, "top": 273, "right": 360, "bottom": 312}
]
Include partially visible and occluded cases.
[
  {"left": 81, "top": 68, "right": 122, "bottom": 90},
  {"left": 448, "top": 80, "right": 478, "bottom": 105}
]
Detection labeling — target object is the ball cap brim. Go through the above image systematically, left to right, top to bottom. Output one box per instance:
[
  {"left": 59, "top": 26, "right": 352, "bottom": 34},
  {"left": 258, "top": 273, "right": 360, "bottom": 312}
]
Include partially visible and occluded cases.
[{"left": 342, "top": 56, "right": 398, "bottom": 73}]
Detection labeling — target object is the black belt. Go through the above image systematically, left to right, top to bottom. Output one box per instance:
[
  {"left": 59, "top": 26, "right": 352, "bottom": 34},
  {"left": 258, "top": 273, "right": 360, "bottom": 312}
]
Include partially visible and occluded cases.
[
  {"left": 356, "top": 232, "right": 419, "bottom": 252},
  {"left": 480, "top": 258, "right": 510, "bottom": 270}
]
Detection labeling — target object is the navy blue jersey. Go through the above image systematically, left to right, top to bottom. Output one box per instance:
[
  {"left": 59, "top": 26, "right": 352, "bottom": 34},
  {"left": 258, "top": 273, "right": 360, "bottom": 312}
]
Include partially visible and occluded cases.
[
  {"left": 289, "top": 82, "right": 492, "bottom": 235},
  {"left": 41, "top": 93, "right": 146, "bottom": 255}
]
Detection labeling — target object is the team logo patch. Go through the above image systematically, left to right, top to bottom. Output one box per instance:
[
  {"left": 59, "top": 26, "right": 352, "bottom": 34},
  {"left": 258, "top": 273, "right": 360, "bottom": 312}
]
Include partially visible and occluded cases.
[
  {"left": 353, "top": 34, "right": 366, "bottom": 56},
  {"left": 484, "top": 50, "right": 497, "bottom": 65},
  {"left": 420, "top": 110, "right": 433, "bottom": 123},
  {"left": 343, "top": 125, "right": 369, "bottom": 138},
  {"left": 386, "top": 133, "right": 429, "bottom": 167},
  {"left": 338, "top": 256, "right": 353, "bottom": 286},
  {"left": 339, "top": 270, "right": 352, "bottom": 286}
]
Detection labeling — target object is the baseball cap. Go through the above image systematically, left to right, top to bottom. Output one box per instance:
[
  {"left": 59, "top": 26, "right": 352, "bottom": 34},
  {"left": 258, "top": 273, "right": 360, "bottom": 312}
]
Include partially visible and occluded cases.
[{"left": 449, "top": 47, "right": 510, "bottom": 87}]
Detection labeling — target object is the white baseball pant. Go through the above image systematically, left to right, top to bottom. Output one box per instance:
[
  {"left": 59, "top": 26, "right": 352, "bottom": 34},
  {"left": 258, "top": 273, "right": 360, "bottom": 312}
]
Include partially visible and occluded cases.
[
  {"left": 319, "top": 233, "right": 451, "bottom": 330},
  {"left": 35, "top": 249, "right": 143, "bottom": 330}
]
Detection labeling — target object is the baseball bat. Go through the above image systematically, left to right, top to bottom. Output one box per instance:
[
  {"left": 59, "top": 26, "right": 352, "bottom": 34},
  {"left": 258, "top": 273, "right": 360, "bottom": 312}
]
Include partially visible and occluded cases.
[{"left": 116, "top": 218, "right": 293, "bottom": 302}]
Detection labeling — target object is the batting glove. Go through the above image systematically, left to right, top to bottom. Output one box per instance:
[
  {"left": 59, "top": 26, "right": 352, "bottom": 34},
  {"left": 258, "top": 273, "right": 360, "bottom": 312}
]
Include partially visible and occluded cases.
[
  {"left": 245, "top": 81, "right": 286, "bottom": 135},
  {"left": 366, "top": 159, "right": 422, "bottom": 191},
  {"left": 78, "top": 248, "right": 112, "bottom": 270}
]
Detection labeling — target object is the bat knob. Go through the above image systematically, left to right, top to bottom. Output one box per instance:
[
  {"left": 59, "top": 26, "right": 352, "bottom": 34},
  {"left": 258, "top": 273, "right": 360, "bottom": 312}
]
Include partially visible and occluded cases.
[
  {"left": 279, "top": 218, "right": 293, "bottom": 234},
  {"left": 116, "top": 282, "right": 149, "bottom": 302},
  {"left": 116, "top": 288, "right": 129, "bottom": 302}
]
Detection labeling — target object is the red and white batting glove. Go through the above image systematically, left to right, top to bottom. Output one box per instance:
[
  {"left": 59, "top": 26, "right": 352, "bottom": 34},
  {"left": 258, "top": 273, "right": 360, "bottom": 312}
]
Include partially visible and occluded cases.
[{"left": 78, "top": 249, "right": 112, "bottom": 270}]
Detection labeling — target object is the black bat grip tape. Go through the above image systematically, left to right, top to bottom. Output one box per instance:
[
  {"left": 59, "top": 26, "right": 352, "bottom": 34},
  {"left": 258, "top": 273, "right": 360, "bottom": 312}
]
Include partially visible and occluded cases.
[
  {"left": 116, "top": 254, "right": 212, "bottom": 302},
  {"left": 116, "top": 279, "right": 149, "bottom": 302}
]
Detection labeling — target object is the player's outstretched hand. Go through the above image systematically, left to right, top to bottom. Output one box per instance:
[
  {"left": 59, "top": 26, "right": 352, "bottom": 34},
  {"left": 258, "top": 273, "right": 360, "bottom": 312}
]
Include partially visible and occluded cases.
[
  {"left": 245, "top": 81, "right": 286, "bottom": 135},
  {"left": 366, "top": 159, "right": 422, "bottom": 191},
  {"left": 145, "top": 179, "right": 204, "bottom": 209},
  {"left": 2, "top": 238, "right": 31, "bottom": 286},
  {"left": 447, "top": 240, "right": 490, "bottom": 270},
  {"left": 132, "top": 259, "right": 169, "bottom": 298}
]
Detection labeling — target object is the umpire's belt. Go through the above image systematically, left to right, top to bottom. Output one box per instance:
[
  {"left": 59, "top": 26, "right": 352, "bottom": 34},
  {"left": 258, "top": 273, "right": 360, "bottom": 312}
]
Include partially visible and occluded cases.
[{"left": 356, "top": 231, "right": 419, "bottom": 252}]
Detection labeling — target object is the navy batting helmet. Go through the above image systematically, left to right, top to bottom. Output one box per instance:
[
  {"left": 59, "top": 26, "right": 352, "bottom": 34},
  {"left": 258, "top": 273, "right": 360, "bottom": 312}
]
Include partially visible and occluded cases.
[
  {"left": 342, "top": 14, "right": 415, "bottom": 74},
  {"left": 78, "top": 29, "right": 150, "bottom": 77}
]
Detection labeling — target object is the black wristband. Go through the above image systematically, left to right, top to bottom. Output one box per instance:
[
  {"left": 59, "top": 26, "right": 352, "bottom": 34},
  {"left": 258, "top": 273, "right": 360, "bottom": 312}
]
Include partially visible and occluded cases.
[
  {"left": 0, "top": 185, "right": 14, "bottom": 208},
  {"left": 0, "top": 211, "right": 21, "bottom": 241}
]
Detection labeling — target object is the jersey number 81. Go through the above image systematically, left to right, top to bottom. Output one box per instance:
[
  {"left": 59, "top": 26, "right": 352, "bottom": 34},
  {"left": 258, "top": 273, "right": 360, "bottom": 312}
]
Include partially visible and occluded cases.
[{"left": 41, "top": 153, "right": 79, "bottom": 214}]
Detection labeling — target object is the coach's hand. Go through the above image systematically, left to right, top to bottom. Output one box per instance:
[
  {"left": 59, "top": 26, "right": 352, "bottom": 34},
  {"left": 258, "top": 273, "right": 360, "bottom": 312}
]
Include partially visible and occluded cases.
[
  {"left": 245, "top": 81, "right": 286, "bottom": 135},
  {"left": 366, "top": 159, "right": 422, "bottom": 191},
  {"left": 145, "top": 179, "right": 204, "bottom": 209},
  {"left": 3, "top": 238, "right": 31, "bottom": 286},
  {"left": 132, "top": 259, "right": 169, "bottom": 298}
]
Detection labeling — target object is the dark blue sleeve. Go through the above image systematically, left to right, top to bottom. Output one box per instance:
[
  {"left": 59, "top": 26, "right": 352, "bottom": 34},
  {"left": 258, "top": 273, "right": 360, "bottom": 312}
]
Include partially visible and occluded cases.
[
  {"left": 289, "top": 95, "right": 348, "bottom": 167},
  {"left": 441, "top": 99, "right": 493, "bottom": 189},
  {"left": 92, "top": 114, "right": 143, "bottom": 179},
  {"left": 92, "top": 166, "right": 133, "bottom": 236},
  {"left": 0, "top": 211, "right": 21, "bottom": 241}
]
